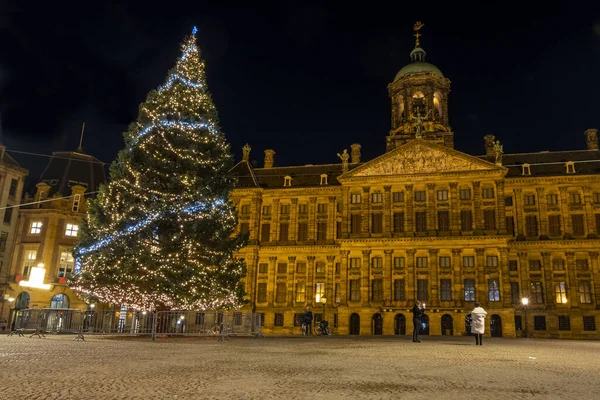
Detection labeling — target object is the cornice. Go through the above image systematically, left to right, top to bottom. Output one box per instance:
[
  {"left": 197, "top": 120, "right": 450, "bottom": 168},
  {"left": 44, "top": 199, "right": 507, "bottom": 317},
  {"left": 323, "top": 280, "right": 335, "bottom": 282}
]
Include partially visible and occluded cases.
[
  {"left": 506, "top": 175, "right": 600, "bottom": 185},
  {"left": 338, "top": 235, "right": 512, "bottom": 244},
  {"left": 509, "top": 239, "right": 600, "bottom": 248}
]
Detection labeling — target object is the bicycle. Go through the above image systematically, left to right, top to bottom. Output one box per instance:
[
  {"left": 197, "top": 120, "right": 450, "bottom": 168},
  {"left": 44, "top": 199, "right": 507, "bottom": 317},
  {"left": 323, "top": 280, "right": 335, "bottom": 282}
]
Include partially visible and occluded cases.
[{"left": 314, "top": 320, "right": 331, "bottom": 336}]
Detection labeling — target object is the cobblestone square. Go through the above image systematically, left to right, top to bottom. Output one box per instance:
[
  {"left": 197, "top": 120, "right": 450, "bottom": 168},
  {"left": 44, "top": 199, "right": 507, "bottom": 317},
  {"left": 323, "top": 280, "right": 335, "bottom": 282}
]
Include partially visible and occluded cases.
[{"left": 1, "top": 335, "right": 599, "bottom": 399}]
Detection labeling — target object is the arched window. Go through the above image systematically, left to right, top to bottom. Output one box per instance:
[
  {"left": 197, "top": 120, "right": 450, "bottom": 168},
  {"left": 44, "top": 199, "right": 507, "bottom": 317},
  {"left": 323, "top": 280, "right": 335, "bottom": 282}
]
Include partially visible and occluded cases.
[
  {"left": 411, "top": 91, "right": 426, "bottom": 116},
  {"left": 433, "top": 92, "right": 443, "bottom": 121},
  {"left": 397, "top": 95, "right": 405, "bottom": 123},
  {"left": 15, "top": 292, "right": 30, "bottom": 310},
  {"left": 50, "top": 294, "right": 70, "bottom": 309},
  {"left": 394, "top": 314, "right": 406, "bottom": 335},
  {"left": 441, "top": 314, "right": 454, "bottom": 335}
]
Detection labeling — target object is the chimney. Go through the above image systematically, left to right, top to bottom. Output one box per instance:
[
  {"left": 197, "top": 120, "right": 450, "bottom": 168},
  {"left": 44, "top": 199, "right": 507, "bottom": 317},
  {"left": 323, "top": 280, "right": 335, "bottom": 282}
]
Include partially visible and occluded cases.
[
  {"left": 585, "top": 129, "right": 598, "bottom": 151},
  {"left": 484, "top": 135, "right": 495, "bottom": 160},
  {"left": 242, "top": 143, "right": 251, "bottom": 162},
  {"left": 350, "top": 143, "right": 361, "bottom": 164},
  {"left": 264, "top": 149, "right": 275, "bottom": 169}
]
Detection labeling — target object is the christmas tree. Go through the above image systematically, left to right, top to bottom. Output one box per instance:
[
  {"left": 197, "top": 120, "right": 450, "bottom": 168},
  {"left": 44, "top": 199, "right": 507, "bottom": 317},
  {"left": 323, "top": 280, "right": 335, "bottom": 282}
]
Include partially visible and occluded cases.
[{"left": 72, "top": 27, "right": 247, "bottom": 310}]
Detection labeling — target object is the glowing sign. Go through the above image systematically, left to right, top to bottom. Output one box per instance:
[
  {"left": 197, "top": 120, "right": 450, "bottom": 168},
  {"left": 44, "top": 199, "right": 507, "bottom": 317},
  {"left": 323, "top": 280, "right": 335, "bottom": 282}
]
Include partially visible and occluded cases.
[{"left": 19, "top": 266, "right": 51, "bottom": 290}]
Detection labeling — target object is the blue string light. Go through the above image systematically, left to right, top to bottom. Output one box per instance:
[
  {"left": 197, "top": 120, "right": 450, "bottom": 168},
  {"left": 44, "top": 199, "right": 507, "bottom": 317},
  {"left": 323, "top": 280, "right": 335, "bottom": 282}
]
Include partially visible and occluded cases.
[
  {"left": 192, "top": 26, "right": 198, "bottom": 35},
  {"left": 160, "top": 73, "right": 204, "bottom": 91},
  {"left": 130, "top": 120, "right": 219, "bottom": 148}
]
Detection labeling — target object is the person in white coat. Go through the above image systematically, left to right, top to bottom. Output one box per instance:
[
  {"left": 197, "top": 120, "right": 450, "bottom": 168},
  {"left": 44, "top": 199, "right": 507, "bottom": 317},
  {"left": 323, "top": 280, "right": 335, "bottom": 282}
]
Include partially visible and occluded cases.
[{"left": 470, "top": 302, "right": 488, "bottom": 345}]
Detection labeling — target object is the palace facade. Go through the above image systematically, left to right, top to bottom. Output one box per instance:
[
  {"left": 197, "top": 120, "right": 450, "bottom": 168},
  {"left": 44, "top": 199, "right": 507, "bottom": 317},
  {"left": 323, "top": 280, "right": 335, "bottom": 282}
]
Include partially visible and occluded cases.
[{"left": 231, "top": 36, "right": 600, "bottom": 338}]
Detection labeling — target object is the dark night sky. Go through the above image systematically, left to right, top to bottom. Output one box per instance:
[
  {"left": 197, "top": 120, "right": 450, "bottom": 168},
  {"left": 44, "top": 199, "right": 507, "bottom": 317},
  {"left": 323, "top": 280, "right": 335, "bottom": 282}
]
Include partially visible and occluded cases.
[{"left": 1, "top": 2, "right": 599, "bottom": 189}]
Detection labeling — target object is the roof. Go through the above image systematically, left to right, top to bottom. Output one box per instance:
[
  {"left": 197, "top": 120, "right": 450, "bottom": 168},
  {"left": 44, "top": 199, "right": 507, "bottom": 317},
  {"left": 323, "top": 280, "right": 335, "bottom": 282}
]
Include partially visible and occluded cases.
[
  {"left": 394, "top": 62, "right": 444, "bottom": 80},
  {"left": 38, "top": 150, "right": 107, "bottom": 196},
  {"left": 478, "top": 150, "right": 600, "bottom": 177}
]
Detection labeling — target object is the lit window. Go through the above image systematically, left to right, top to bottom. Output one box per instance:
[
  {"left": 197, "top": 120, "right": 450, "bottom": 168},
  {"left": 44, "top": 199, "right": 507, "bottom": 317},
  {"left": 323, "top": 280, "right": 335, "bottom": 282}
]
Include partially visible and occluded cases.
[
  {"left": 437, "top": 190, "right": 448, "bottom": 201},
  {"left": 371, "top": 192, "right": 383, "bottom": 203},
  {"left": 351, "top": 193, "right": 362, "bottom": 204},
  {"left": 72, "top": 194, "right": 81, "bottom": 212},
  {"left": 30, "top": 221, "right": 42, "bottom": 234},
  {"left": 65, "top": 223, "right": 79, "bottom": 237},
  {"left": 22, "top": 250, "right": 37, "bottom": 276},
  {"left": 58, "top": 251, "right": 75, "bottom": 278}
]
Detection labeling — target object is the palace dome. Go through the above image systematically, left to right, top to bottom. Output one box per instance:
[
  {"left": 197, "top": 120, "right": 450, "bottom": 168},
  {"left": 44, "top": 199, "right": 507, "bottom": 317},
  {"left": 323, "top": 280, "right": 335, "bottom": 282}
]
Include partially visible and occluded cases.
[{"left": 394, "top": 47, "right": 444, "bottom": 81}]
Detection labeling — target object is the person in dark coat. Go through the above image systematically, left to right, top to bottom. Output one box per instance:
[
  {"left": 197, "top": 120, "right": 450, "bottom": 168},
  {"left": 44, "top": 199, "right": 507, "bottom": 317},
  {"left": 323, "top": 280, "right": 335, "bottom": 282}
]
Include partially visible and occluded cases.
[
  {"left": 412, "top": 301, "right": 425, "bottom": 342},
  {"left": 302, "top": 306, "right": 313, "bottom": 336}
]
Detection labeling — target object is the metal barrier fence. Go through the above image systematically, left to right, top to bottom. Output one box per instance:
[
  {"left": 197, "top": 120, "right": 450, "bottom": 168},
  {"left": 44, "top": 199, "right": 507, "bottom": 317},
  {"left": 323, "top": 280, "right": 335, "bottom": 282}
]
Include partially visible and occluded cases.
[{"left": 8, "top": 308, "right": 263, "bottom": 342}]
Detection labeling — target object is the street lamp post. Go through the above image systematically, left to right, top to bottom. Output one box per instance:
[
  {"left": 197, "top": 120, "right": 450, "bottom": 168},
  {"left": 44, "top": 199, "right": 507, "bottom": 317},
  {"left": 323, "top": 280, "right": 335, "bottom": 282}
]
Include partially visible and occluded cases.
[
  {"left": 321, "top": 296, "right": 327, "bottom": 322},
  {"left": 521, "top": 297, "right": 529, "bottom": 338}
]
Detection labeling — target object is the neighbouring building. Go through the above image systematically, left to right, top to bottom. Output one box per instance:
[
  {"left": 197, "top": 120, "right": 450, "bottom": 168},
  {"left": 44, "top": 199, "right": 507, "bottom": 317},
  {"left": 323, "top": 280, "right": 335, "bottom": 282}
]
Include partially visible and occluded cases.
[
  {"left": 230, "top": 27, "right": 600, "bottom": 339},
  {"left": 0, "top": 144, "right": 28, "bottom": 327},
  {"left": 3, "top": 145, "right": 106, "bottom": 324}
]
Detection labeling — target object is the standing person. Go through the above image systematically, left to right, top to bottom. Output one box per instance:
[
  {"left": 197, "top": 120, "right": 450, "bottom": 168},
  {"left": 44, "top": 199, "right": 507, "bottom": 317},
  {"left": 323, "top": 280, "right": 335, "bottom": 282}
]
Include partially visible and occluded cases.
[
  {"left": 411, "top": 301, "right": 425, "bottom": 342},
  {"left": 471, "top": 302, "right": 488, "bottom": 345},
  {"left": 303, "top": 306, "right": 313, "bottom": 336}
]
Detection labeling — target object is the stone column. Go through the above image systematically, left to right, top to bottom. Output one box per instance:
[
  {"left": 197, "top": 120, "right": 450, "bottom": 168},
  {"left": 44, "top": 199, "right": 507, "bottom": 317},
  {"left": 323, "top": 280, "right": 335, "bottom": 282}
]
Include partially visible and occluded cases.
[
  {"left": 496, "top": 180, "right": 507, "bottom": 234},
  {"left": 473, "top": 181, "right": 484, "bottom": 233},
  {"left": 449, "top": 182, "right": 459, "bottom": 234},
  {"left": 427, "top": 183, "right": 436, "bottom": 234},
  {"left": 405, "top": 184, "right": 414, "bottom": 233},
  {"left": 384, "top": 186, "right": 392, "bottom": 236},
  {"left": 583, "top": 186, "right": 596, "bottom": 235},
  {"left": 341, "top": 187, "right": 350, "bottom": 238},
  {"left": 361, "top": 187, "right": 370, "bottom": 237},
  {"left": 537, "top": 187, "right": 548, "bottom": 236},
  {"left": 559, "top": 187, "right": 571, "bottom": 235},
  {"left": 514, "top": 188, "right": 524, "bottom": 236},
  {"left": 328, "top": 196, "right": 336, "bottom": 242},
  {"left": 251, "top": 197, "right": 262, "bottom": 243},
  {"left": 308, "top": 197, "right": 317, "bottom": 242},
  {"left": 290, "top": 198, "right": 298, "bottom": 242},
  {"left": 271, "top": 199, "right": 280, "bottom": 242},
  {"left": 475, "top": 248, "right": 486, "bottom": 306},
  {"left": 499, "top": 248, "right": 511, "bottom": 308},
  {"left": 384, "top": 249, "right": 394, "bottom": 301},
  {"left": 407, "top": 249, "right": 416, "bottom": 300},
  {"left": 429, "top": 249, "right": 439, "bottom": 302},
  {"left": 452, "top": 249, "right": 463, "bottom": 302},
  {"left": 340, "top": 250, "right": 350, "bottom": 305},
  {"left": 361, "top": 250, "right": 371, "bottom": 306},
  {"left": 246, "top": 251, "right": 259, "bottom": 310},
  {"left": 518, "top": 252, "right": 529, "bottom": 302},
  {"left": 542, "top": 252, "right": 553, "bottom": 310},
  {"left": 565, "top": 252, "right": 578, "bottom": 307},
  {"left": 589, "top": 252, "right": 600, "bottom": 310},
  {"left": 326, "top": 255, "right": 335, "bottom": 304},
  {"left": 268, "top": 256, "right": 277, "bottom": 306},
  {"left": 287, "top": 256, "right": 296, "bottom": 305},
  {"left": 307, "top": 256, "right": 316, "bottom": 306}
]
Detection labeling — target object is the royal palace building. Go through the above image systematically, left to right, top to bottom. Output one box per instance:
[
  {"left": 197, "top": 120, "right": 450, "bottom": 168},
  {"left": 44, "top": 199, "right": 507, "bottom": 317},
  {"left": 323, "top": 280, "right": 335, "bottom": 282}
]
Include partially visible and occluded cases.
[{"left": 230, "top": 30, "right": 600, "bottom": 339}]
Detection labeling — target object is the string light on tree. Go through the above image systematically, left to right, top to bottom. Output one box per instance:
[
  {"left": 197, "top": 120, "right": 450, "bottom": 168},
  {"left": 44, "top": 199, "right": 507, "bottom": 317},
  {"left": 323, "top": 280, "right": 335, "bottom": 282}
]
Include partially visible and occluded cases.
[{"left": 72, "top": 27, "right": 247, "bottom": 311}]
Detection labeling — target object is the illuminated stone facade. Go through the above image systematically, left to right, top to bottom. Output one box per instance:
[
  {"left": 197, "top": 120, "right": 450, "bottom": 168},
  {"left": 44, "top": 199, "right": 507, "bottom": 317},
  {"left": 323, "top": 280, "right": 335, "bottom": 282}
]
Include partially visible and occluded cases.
[{"left": 231, "top": 40, "right": 600, "bottom": 339}]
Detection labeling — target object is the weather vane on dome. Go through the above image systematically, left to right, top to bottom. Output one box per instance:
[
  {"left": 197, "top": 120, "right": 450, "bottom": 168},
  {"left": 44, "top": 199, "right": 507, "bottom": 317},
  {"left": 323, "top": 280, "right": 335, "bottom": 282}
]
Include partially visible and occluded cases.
[
  {"left": 413, "top": 21, "right": 424, "bottom": 47},
  {"left": 192, "top": 26, "right": 198, "bottom": 35}
]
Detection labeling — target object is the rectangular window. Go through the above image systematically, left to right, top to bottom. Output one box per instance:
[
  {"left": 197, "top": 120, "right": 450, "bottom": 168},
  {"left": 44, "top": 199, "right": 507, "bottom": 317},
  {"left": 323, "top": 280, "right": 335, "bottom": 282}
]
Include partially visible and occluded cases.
[
  {"left": 9, "top": 179, "right": 18, "bottom": 197},
  {"left": 482, "top": 187, "right": 495, "bottom": 199},
  {"left": 460, "top": 188, "right": 471, "bottom": 200},
  {"left": 437, "top": 190, "right": 448, "bottom": 201},
  {"left": 414, "top": 191, "right": 426, "bottom": 202},
  {"left": 371, "top": 192, "right": 383, "bottom": 203},
  {"left": 392, "top": 192, "right": 404, "bottom": 202},
  {"left": 351, "top": 193, "right": 362, "bottom": 204},
  {"left": 570, "top": 193, "right": 581, "bottom": 204},
  {"left": 594, "top": 193, "right": 600, "bottom": 203},
  {"left": 72, "top": 194, "right": 81, "bottom": 212},
  {"left": 524, "top": 194, "right": 536, "bottom": 206},
  {"left": 547, "top": 194, "right": 559, "bottom": 205},
  {"left": 504, "top": 196, "right": 513, "bottom": 206},
  {"left": 241, "top": 204, "right": 250, "bottom": 215},
  {"left": 280, "top": 204, "right": 290, "bottom": 215},
  {"left": 298, "top": 204, "right": 308, "bottom": 214},
  {"left": 317, "top": 204, "right": 328, "bottom": 213},
  {"left": 262, "top": 205, "right": 271, "bottom": 215},
  {"left": 3, "top": 207, "right": 13, "bottom": 224},
  {"left": 484, "top": 209, "right": 496, "bottom": 230},
  {"left": 461, "top": 210, "right": 472, "bottom": 231},
  {"left": 437, "top": 211, "right": 449, "bottom": 231},
  {"left": 393, "top": 212, "right": 404, "bottom": 233},
  {"left": 415, "top": 212, "right": 427, "bottom": 232},
  {"left": 371, "top": 213, "right": 383, "bottom": 234},
  {"left": 351, "top": 214, "right": 361, "bottom": 234},
  {"left": 597, "top": 214, "right": 600, "bottom": 235},
  {"left": 525, "top": 215, "right": 538, "bottom": 236},
  {"left": 548, "top": 215, "right": 561, "bottom": 235},
  {"left": 572, "top": 215, "right": 585, "bottom": 235},
  {"left": 506, "top": 216, "right": 515, "bottom": 235},
  {"left": 30, "top": 221, "right": 43, "bottom": 234},
  {"left": 336, "top": 221, "right": 341, "bottom": 239},
  {"left": 240, "top": 222, "right": 250, "bottom": 233},
  {"left": 297, "top": 222, "right": 308, "bottom": 241},
  {"left": 317, "top": 222, "right": 327, "bottom": 241},
  {"left": 65, "top": 223, "right": 79, "bottom": 237},
  {"left": 261, "top": 223, "right": 271, "bottom": 242},
  {"left": 279, "top": 223, "right": 289, "bottom": 241},
  {"left": 22, "top": 250, "right": 37, "bottom": 276},
  {"left": 58, "top": 251, "right": 74, "bottom": 278},
  {"left": 486, "top": 255, "right": 498, "bottom": 267},
  {"left": 439, "top": 256, "right": 451, "bottom": 268},
  {"left": 463, "top": 256, "right": 475, "bottom": 268},
  {"left": 371, "top": 257, "right": 383, "bottom": 269},
  {"left": 393, "top": 257, "right": 405, "bottom": 269},
  {"left": 416, "top": 257, "right": 428, "bottom": 268},
  {"left": 349, "top": 258, "right": 361, "bottom": 269},
  {"left": 529, "top": 259, "right": 541, "bottom": 272},
  {"left": 552, "top": 259, "right": 565, "bottom": 271},
  {"left": 576, "top": 259, "right": 589, "bottom": 270},
  {"left": 509, "top": 260, "right": 518, "bottom": 271},
  {"left": 296, "top": 262, "right": 306, "bottom": 273},
  {"left": 315, "top": 262, "right": 325, "bottom": 274},
  {"left": 335, "top": 262, "right": 340, "bottom": 274},
  {"left": 258, "top": 263, "right": 268, "bottom": 274},
  {"left": 277, "top": 263, "right": 287, "bottom": 274},
  {"left": 488, "top": 278, "right": 500, "bottom": 302},
  {"left": 349, "top": 279, "right": 361, "bottom": 301},
  {"left": 371, "top": 279, "right": 383, "bottom": 301},
  {"left": 394, "top": 279, "right": 405, "bottom": 301},
  {"left": 417, "top": 279, "right": 428, "bottom": 302},
  {"left": 440, "top": 279, "right": 452, "bottom": 301},
  {"left": 464, "top": 279, "right": 475, "bottom": 301},
  {"left": 530, "top": 281, "right": 544, "bottom": 304},
  {"left": 579, "top": 281, "right": 592, "bottom": 304},
  {"left": 295, "top": 282, "right": 306, "bottom": 302},
  {"left": 315, "top": 282, "right": 325, "bottom": 302},
  {"left": 511, "top": 282, "right": 520, "bottom": 304},
  {"left": 555, "top": 282, "right": 567, "bottom": 304},
  {"left": 257, "top": 283, "right": 267, "bottom": 302},
  {"left": 276, "top": 283, "right": 286, "bottom": 303},
  {"left": 335, "top": 283, "right": 341, "bottom": 303},
  {"left": 195, "top": 312, "right": 205, "bottom": 326},
  {"left": 274, "top": 313, "right": 284, "bottom": 326},
  {"left": 293, "top": 313, "right": 303, "bottom": 326},
  {"left": 515, "top": 316, "right": 523, "bottom": 332},
  {"left": 534, "top": 316, "right": 546, "bottom": 331},
  {"left": 583, "top": 316, "right": 596, "bottom": 331}
]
